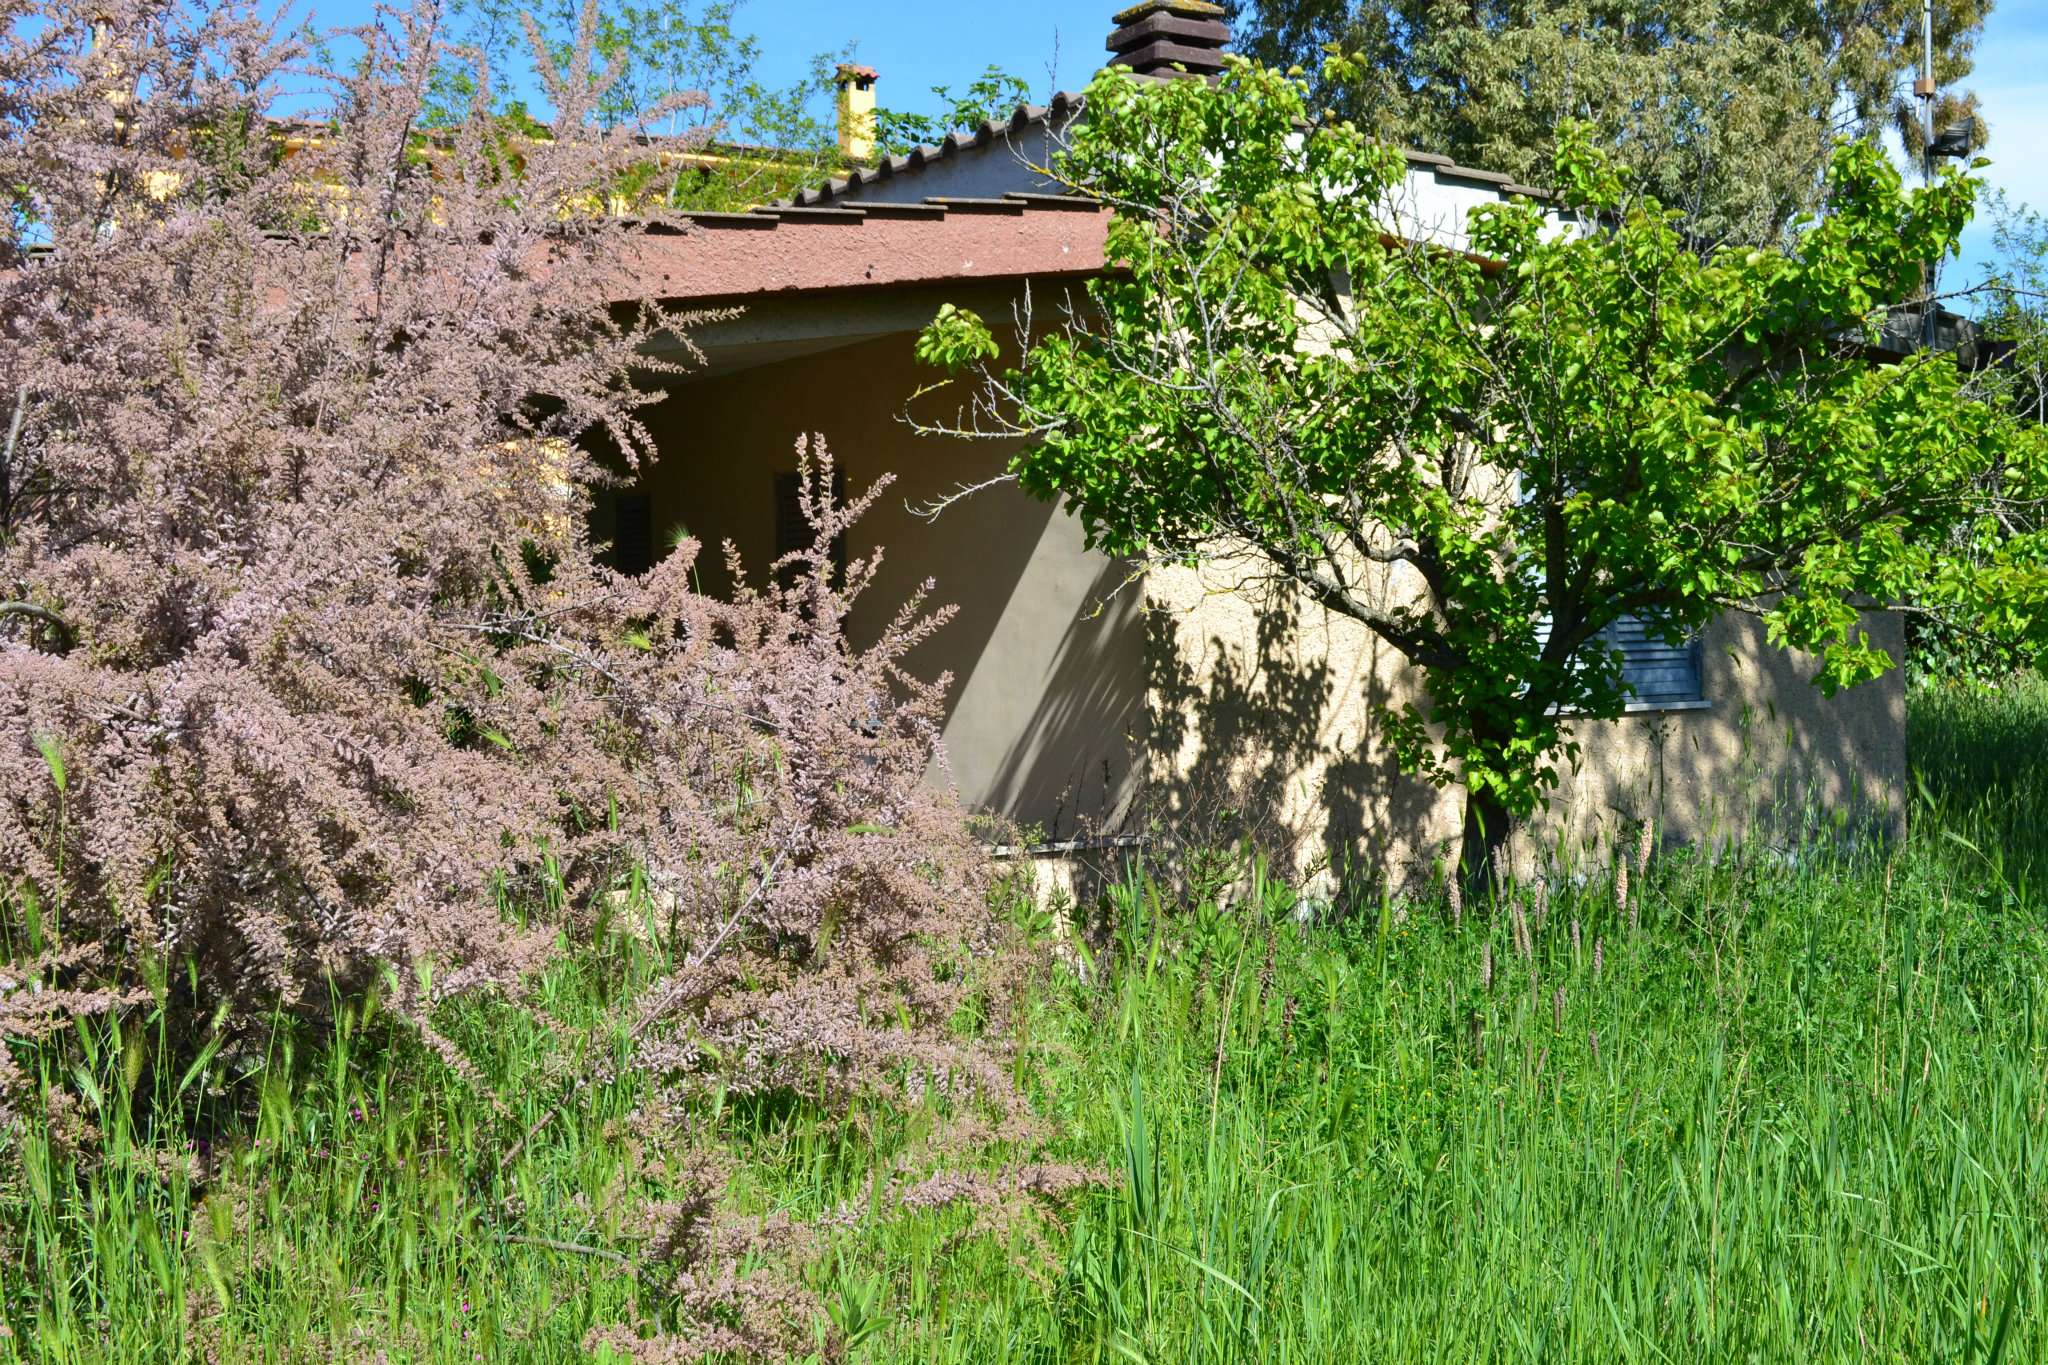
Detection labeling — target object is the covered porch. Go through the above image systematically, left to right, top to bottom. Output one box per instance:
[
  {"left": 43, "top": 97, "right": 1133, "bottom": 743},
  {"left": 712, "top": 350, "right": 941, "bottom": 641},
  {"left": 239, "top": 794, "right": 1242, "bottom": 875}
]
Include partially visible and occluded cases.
[{"left": 600, "top": 200, "right": 1143, "bottom": 840}]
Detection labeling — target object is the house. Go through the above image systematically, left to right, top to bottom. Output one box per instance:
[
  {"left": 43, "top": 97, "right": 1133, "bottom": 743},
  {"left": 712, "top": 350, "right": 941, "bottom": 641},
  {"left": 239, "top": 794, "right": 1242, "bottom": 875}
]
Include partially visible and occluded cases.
[{"left": 603, "top": 0, "right": 1907, "bottom": 893}]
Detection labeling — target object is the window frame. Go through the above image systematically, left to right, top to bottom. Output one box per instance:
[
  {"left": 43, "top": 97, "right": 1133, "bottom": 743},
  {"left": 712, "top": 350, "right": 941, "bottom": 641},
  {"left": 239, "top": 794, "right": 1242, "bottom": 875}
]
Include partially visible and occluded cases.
[{"left": 1533, "top": 612, "right": 1711, "bottom": 714}]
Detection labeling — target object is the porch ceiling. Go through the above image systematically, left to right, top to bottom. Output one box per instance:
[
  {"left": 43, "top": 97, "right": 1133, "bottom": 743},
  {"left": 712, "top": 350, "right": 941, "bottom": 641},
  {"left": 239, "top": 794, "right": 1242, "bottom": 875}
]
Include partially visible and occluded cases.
[{"left": 645, "top": 280, "right": 1083, "bottom": 384}]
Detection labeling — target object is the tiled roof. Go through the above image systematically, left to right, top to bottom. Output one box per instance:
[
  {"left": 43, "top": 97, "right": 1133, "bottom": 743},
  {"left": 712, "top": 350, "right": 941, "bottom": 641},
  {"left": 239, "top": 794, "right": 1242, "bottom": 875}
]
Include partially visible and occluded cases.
[
  {"left": 777, "top": 91, "right": 1548, "bottom": 209},
  {"left": 781, "top": 92, "right": 1088, "bottom": 210},
  {"left": 612, "top": 190, "right": 1110, "bottom": 302}
]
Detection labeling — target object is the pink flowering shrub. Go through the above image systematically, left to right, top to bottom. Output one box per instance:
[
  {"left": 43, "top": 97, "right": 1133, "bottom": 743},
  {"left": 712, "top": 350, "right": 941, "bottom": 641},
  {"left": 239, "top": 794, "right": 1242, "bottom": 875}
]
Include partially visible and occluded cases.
[
  {"left": 0, "top": 0, "right": 1026, "bottom": 1157},
  {"left": 0, "top": 0, "right": 671, "bottom": 1059},
  {"left": 0, "top": 9, "right": 1064, "bottom": 1349}
]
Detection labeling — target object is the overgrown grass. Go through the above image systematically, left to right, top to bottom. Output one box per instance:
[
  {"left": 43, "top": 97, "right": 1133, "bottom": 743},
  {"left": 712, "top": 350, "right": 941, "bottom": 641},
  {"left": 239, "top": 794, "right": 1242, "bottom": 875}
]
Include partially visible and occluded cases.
[
  {"left": 1910, "top": 670, "right": 2048, "bottom": 888},
  {"left": 6, "top": 681, "right": 2048, "bottom": 1361}
]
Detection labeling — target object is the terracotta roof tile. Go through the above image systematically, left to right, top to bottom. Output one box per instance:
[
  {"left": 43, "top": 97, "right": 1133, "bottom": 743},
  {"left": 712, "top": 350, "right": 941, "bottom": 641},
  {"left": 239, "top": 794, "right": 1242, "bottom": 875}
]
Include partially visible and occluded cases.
[
  {"left": 614, "top": 194, "right": 1110, "bottom": 303},
  {"left": 922, "top": 196, "right": 1028, "bottom": 214},
  {"left": 851, "top": 201, "right": 949, "bottom": 219}
]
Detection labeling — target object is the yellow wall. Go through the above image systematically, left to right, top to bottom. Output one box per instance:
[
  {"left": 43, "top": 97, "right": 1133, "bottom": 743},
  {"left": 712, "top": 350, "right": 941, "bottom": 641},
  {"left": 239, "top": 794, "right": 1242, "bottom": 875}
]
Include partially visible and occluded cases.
[
  {"left": 629, "top": 322, "right": 1906, "bottom": 888},
  {"left": 634, "top": 331, "right": 1147, "bottom": 840},
  {"left": 1146, "top": 559, "right": 1906, "bottom": 894}
]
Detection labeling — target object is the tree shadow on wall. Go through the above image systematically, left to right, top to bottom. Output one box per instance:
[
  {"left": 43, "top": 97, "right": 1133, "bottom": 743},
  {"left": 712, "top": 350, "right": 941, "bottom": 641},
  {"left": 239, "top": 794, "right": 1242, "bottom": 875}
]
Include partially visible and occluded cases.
[
  {"left": 979, "top": 555, "right": 1147, "bottom": 843},
  {"left": 1143, "top": 587, "right": 1447, "bottom": 906},
  {"left": 1548, "top": 612, "right": 1908, "bottom": 873}
]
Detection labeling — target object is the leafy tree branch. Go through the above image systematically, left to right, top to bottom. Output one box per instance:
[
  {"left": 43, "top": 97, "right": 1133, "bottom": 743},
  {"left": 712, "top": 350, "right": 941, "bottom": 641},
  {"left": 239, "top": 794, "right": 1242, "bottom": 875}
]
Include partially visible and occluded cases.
[{"left": 917, "top": 55, "right": 2048, "bottom": 890}]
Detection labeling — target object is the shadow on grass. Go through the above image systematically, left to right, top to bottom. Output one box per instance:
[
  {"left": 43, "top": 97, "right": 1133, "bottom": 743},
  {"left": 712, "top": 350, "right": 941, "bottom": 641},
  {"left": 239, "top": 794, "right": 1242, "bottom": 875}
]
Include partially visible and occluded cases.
[{"left": 1909, "top": 674, "right": 2048, "bottom": 891}]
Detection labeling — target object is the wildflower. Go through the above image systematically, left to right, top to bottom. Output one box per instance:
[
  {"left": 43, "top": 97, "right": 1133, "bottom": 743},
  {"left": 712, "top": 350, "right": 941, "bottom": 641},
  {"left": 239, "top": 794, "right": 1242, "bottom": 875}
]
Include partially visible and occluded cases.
[{"left": 1632, "top": 821, "right": 1654, "bottom": 934}]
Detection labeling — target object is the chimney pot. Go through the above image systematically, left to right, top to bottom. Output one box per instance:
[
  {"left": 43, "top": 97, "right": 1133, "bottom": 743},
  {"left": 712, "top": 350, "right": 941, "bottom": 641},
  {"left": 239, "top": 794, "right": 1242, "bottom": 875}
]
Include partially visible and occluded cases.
[
  {"left": 1106, "top": 1, "right": 1229, "bottom": 79},
  {"left": 835, "top": 63, "right": 880, "bottom": 163}
]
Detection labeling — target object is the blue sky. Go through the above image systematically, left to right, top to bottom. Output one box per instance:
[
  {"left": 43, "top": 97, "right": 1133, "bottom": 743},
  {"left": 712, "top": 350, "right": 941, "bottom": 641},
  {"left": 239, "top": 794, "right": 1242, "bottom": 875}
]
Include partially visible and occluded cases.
[
  {"left": 736, "top": 0, "right": 1099, "bottom": 104},
  {"left": 1950, "top": 0, "right": 2048, "bottom": 283}
]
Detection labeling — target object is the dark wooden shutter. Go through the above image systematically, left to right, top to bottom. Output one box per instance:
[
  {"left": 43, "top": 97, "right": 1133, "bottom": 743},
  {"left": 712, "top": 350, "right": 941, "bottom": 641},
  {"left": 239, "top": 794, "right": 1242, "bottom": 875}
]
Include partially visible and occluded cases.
[{"left": 611, "top": 491, "right": 653, "bottom": 576}]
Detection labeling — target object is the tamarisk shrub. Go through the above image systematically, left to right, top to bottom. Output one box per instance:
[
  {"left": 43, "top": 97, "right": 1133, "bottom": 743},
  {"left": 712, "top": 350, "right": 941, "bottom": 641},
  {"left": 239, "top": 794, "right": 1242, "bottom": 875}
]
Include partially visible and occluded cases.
[
  {"left": 0, "top": 0, "right": 1029, "bottom": 1181},
  {"left": 0, "top": 0, "right": 690, "bottom": 1082},
  {"left": 0, "top": 9, "right": 1057, "bottom": 1344},
  {"left": 501, "top": 438, "right": 1025, "bottom": 1126},
  {"left": 484, "top": 442, "right": 1053, "bottom": 1359}
]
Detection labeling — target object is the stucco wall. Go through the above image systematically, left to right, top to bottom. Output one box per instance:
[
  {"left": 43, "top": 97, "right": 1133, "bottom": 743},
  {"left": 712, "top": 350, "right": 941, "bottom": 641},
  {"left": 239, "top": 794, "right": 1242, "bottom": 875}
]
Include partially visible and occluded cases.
[
  {"left": 620, "top": 284, "right": 1902, "bottom": 891},
  {"left": 632, "top": 330, "right": 1144, "bottom": 840},
  {"left": 1144, "top": 559, "right": 1906, "bottom": 895},
  {"left": 1544, "top": 609, "right": 1906, "bottom": 867}
]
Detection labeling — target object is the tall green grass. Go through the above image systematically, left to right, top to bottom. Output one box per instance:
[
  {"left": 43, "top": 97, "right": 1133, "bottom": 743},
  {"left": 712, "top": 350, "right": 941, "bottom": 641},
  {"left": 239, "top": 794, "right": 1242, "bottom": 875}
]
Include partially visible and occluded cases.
[
  {"left": 1911, "top": 671, "right": 2048, "bottom": 889},
  {"left": 5, "top": 680, "right": 2048, "bottom": 1362}
]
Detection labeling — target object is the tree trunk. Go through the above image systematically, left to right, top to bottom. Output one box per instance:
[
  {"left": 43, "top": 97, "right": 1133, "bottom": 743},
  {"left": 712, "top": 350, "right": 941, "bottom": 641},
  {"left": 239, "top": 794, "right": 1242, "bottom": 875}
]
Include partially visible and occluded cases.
[{"left": 1457, "top": 787, "right": 1513, "bottom": 908}]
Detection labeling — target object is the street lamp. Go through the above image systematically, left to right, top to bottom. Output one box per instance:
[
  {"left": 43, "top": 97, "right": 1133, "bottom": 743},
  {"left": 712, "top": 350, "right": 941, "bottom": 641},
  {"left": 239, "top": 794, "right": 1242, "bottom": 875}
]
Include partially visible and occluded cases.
[{"left": 1928, "top": 122, "right": 1974, "bottom": 160}]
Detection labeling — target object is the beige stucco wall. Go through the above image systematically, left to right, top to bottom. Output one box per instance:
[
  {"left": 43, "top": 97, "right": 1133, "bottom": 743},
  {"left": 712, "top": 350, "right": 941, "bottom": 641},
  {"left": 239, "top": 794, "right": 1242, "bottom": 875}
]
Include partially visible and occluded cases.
[
  {"left": 620, "top": 290, "right": 1904, "bottom": 893},
  {"left": 632, "top": 329, "right": 1145, "bottom": 840},
  {"left": 1145, "top": 559, "right": 1906, "bottom": 895},
  {"left": 1542, "top": 608, "right": 1906, "bottom": 869}
]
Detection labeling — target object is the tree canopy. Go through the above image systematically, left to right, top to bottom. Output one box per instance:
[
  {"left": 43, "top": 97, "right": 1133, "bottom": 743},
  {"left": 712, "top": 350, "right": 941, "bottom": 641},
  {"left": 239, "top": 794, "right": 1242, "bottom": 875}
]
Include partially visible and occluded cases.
[
  {"left": 1225, "top": 0, "right": 1991, "bottom": 247},
  {"left": 918, "top": 56, "right": 2048, "bottom": 886},
  {"left": 874, "top": 64, "right": 1034, "bottom": 159}
]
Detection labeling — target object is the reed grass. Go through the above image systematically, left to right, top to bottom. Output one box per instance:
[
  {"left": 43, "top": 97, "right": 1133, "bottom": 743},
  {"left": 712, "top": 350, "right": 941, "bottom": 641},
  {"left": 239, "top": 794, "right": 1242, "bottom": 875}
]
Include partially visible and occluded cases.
[{"left": 5, "top": 679, "right": 2048, "bottom": 1362}]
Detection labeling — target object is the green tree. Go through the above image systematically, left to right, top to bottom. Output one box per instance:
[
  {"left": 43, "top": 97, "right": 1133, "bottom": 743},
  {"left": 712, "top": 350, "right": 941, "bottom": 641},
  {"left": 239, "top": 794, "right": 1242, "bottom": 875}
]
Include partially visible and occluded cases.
[
  {"left": 430, "top": 0, "right": 854, "bottom": 210},
  {"left": 1225, "top": 0, "right": 1991, "bottom": 247},
  {"left": 917, "top": 58, "right": 2047, "bottom": 889},
  {"left": 873, "top": 64, "right": 1034, "bottom": 158},
  {"left": 1902, "top": 190, "right": 2048, "bottom": 683},
  {"left": 1981, "top": 192, "right": 2048, "bottom": 427}
]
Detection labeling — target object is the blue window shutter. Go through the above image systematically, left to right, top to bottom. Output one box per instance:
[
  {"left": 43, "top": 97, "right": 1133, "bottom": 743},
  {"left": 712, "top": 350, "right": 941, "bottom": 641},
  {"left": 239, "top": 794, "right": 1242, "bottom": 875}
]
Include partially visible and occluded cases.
[
  {"left": 1533, "top": 614, "right": 1704, "bottom": 707},
  {"left": 1605, "top": 616, "right": 1704, "bottom": 705}
]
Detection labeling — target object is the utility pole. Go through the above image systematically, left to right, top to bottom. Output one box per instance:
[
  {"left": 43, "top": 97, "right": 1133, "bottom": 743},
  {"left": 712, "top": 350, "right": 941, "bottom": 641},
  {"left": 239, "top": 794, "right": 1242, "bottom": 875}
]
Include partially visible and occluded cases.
[{"left": 1919, "top": 0, "right": 1938, "bottom": 353}]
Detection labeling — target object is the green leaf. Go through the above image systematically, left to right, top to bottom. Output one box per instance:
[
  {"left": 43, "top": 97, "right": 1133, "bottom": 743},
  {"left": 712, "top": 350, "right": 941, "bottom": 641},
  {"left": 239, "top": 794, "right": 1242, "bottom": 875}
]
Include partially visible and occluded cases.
[{"left": 34, "top": 733, "right": 65, "bottom": 794}]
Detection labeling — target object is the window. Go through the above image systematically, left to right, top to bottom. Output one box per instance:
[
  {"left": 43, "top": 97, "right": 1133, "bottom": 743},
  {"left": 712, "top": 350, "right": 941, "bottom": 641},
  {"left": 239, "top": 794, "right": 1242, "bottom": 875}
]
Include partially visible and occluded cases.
[
  {"left": 1535, "top": 614, "right": 1707, "bottom": 710},
  {"left": 1602, "top": 616, "right": 1705, "bottom": 708}
]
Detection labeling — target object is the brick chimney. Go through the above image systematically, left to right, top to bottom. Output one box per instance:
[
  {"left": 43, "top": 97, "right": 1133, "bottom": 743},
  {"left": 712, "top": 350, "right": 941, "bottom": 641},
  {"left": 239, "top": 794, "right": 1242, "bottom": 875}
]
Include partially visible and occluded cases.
[
  {"left": 1106, "top": 0, "right": 1230, "bottom": 79},
  {"left": 835, "top": 63, "right": 879, "bottom": 163}
]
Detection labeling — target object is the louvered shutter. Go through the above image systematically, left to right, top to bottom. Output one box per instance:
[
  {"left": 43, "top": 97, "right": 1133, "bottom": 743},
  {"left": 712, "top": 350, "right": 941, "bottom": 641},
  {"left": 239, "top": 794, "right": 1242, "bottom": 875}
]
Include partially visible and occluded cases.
[
  {"left": 1533, "top": 614, "right": 1704, "bottom": 708},
  {"left": 1604, "top": 616, "right": 1704, "bottom": 705}
]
